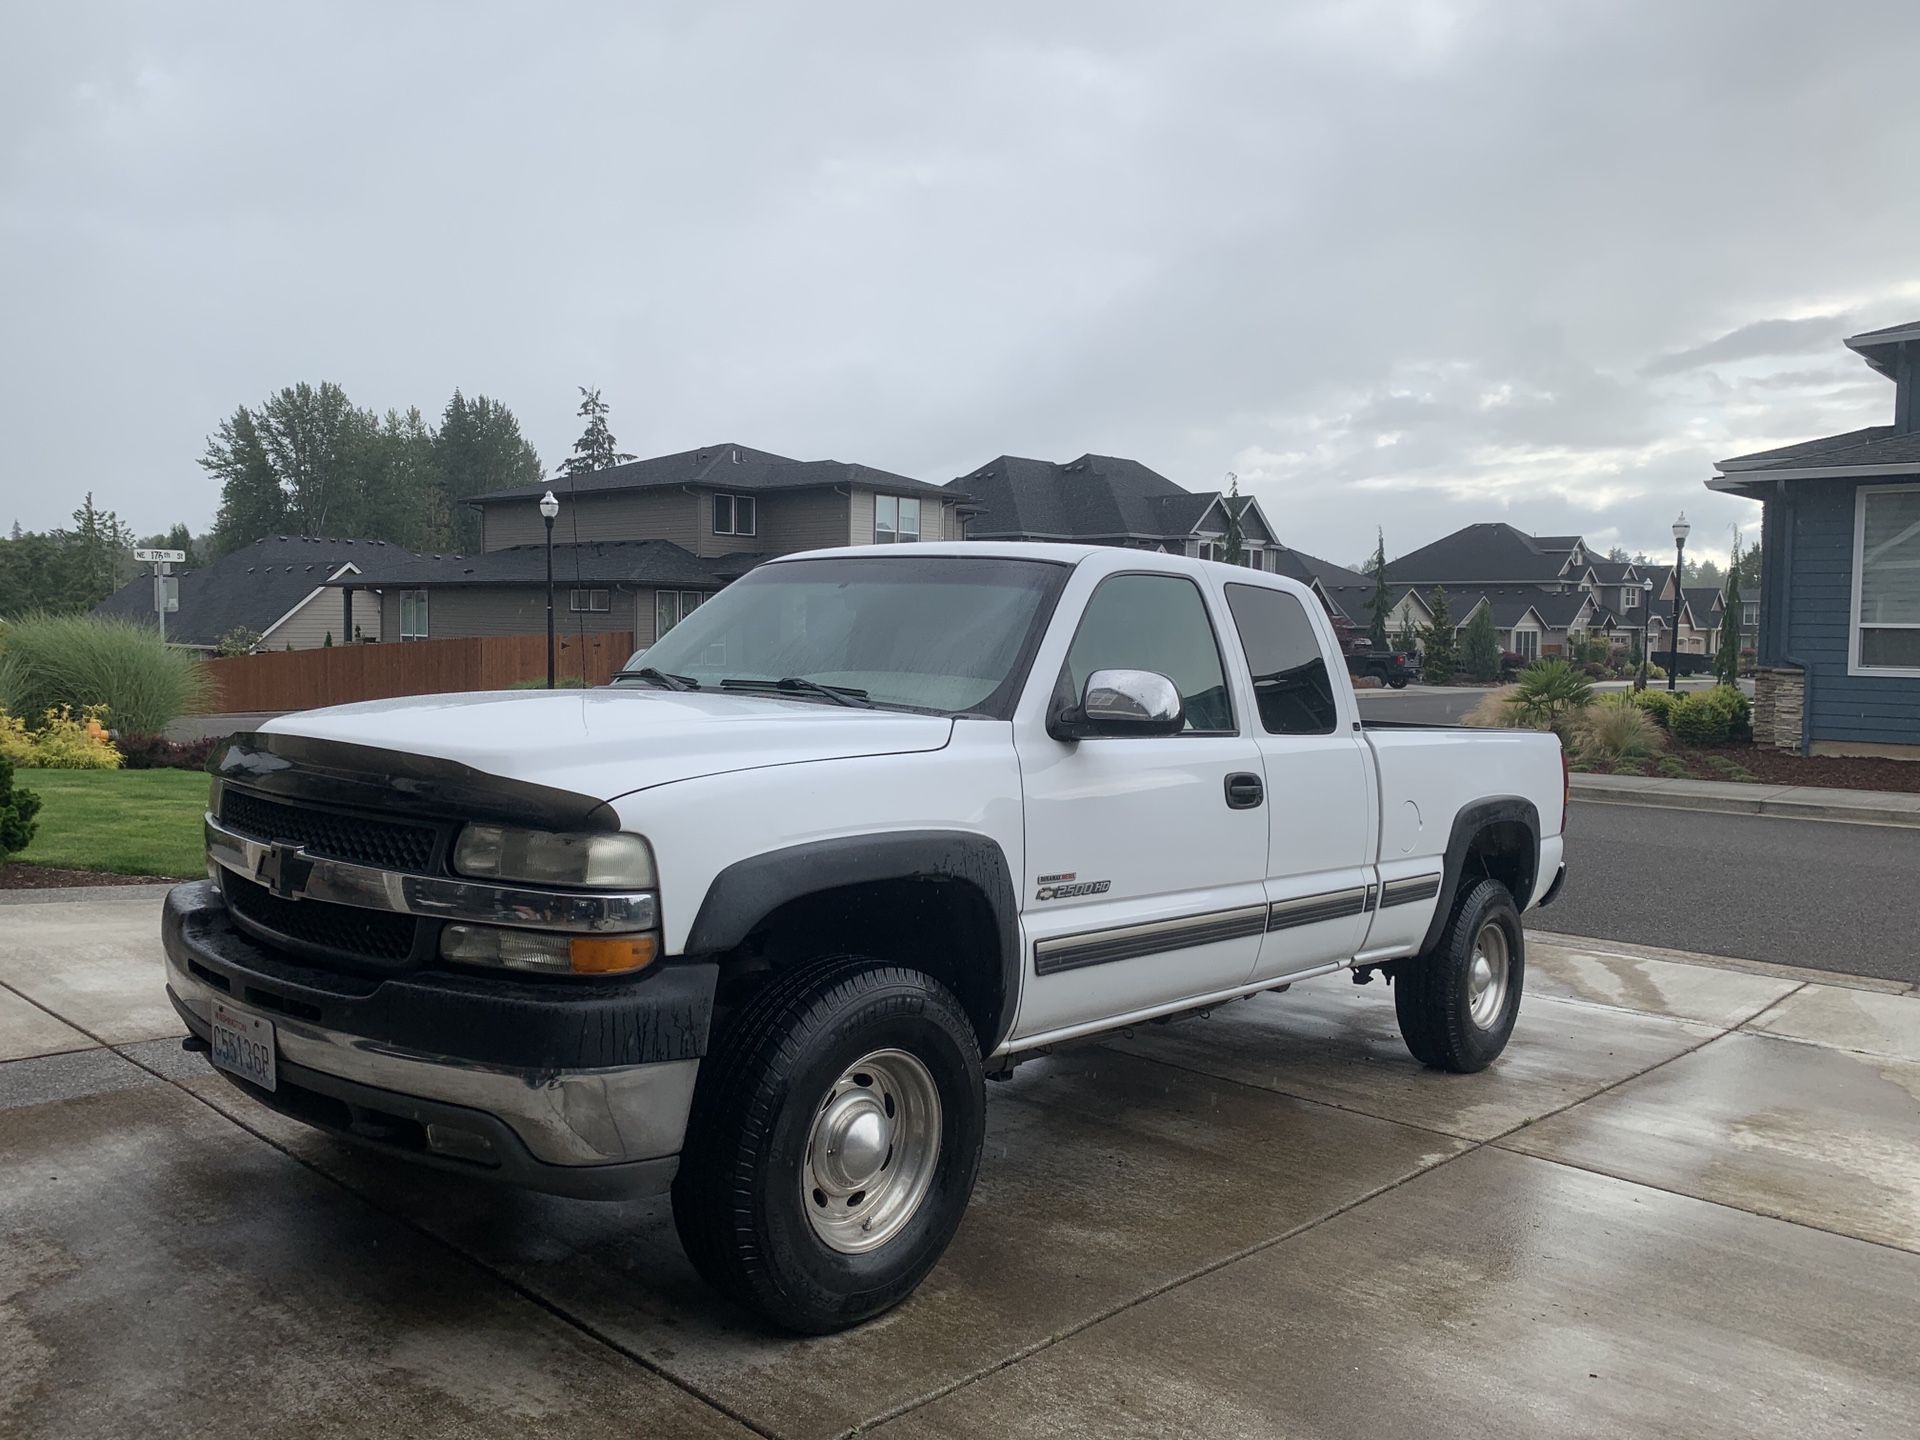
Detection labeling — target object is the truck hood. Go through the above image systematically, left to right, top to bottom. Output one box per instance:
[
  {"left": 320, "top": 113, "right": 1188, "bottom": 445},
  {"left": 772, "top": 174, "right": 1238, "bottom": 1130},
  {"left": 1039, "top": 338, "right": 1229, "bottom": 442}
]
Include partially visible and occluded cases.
[{"left": 259, "top": 688, "right": 955, "bottom": 801}]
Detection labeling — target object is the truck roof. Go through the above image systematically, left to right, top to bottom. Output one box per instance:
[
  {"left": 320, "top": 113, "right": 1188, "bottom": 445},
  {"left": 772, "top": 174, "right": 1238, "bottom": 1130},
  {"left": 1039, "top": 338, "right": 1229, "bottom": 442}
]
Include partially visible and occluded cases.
[{"left": 762, "top": 541, "right": 1322, "bottom": 601}]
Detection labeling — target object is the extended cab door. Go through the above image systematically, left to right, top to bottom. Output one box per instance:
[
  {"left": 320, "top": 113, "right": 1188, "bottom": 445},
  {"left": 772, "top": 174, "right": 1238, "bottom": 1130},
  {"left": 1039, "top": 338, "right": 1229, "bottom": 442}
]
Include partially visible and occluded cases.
[
  {"left": 1010, "top": 569, "right": 1269, "bottom": 1041},
  {"left": 1216, "top": 580, "right": 1376, "bottom": 980}
]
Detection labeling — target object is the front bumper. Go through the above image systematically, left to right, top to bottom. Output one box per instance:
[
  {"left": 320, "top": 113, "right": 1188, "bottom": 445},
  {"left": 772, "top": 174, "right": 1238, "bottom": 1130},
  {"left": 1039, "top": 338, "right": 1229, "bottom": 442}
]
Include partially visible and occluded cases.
[{"left": 162, "top": 881, "right": 716, "bottom": 1199}]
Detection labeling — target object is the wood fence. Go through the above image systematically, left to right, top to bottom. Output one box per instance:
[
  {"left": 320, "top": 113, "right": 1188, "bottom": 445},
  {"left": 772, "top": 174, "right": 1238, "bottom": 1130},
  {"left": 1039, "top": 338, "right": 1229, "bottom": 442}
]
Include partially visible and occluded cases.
[{"left": 201, "top": 632, "right": 636, "bottom": 713}]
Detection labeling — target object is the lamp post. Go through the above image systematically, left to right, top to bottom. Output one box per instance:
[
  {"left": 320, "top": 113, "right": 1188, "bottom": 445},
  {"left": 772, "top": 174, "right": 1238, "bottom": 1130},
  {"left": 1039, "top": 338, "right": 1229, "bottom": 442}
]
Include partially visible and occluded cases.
[
  {"left": 539, "top": 490, "right": 560, "bottom": 689},
  {"left": 1667, "top": 511, "right": 1690, "bottom": 692},
  {"left": 1635, "top": 578, "right": 1655, "bottom": 690}
]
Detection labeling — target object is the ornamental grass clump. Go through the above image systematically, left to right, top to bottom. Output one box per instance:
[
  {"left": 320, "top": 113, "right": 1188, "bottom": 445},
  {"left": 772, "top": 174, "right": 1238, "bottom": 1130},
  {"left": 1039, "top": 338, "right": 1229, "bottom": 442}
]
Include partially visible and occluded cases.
[
  {"left": 0, "top": 614, "right": 211, "bottom": 735},
  {"left": 1575, "top": 696, "right": 1667, "bottom": 768}
]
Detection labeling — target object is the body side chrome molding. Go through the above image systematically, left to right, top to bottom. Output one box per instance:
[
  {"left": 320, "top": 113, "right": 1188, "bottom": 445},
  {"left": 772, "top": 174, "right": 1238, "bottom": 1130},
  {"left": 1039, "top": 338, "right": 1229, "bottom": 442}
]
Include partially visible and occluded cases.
[
  {"left": 205, "top": 815, "right": 657, "bottom": 934},
  {"left": 1380, "top": 873, "right": 1442, "bottom": 908},
  {"left": 1266, "top": 886, "right": 1369, "bottom": 932},
  {"left": 1033, "top": 904, "right": 1268, "bottom": 976}
]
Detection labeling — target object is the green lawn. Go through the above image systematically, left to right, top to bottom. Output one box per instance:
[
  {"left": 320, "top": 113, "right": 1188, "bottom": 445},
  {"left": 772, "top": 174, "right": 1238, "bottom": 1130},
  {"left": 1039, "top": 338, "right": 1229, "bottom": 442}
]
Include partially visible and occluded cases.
[{"left": 12, "top": 769, "right": 209, "bottom": 878}]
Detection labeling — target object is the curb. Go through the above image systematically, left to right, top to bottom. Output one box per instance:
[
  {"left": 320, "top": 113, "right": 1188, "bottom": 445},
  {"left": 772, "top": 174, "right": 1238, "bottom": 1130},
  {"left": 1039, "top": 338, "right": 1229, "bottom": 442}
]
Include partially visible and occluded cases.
[{"left": 1570, "top": 777, "right": 1920, "bottom": 829}]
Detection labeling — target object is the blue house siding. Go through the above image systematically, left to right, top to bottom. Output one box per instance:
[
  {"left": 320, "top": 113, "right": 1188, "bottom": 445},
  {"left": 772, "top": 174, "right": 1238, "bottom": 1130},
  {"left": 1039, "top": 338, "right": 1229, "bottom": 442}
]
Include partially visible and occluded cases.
[{"left": 1779, "top": 477, "right": 1920, "bottom": 748}]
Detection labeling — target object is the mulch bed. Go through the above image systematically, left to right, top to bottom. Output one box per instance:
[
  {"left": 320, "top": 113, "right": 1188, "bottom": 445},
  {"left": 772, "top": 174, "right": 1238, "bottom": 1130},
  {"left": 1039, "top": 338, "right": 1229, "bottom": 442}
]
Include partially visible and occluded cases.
[
  {"left": 1585, "top": 743, "right": 1920, "bottom": 794},
  {"left": 0, "top": 863, "right": 177, "bottom": 891}
]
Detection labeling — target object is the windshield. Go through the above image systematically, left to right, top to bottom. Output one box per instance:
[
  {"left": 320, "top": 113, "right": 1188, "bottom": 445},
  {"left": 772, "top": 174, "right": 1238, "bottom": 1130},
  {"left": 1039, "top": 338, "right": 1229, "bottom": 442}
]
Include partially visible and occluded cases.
[{"left": 614, "top": 554, "right": 1068, "bottom": 716}]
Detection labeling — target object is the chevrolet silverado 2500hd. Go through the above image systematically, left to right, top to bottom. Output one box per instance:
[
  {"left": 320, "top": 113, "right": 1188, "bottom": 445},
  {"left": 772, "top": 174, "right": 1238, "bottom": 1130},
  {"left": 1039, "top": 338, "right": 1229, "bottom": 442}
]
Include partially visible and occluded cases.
[{"left": 163, "top": 543, "right": 1567, "bottom": 1332}]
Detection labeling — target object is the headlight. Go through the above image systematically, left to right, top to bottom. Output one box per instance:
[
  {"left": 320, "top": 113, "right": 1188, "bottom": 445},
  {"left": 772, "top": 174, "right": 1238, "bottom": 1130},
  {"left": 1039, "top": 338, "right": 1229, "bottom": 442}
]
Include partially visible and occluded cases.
[
  {"left": 452, "top": 824, "right": 655, "bottom": 889},
  {"left": 441, "top": 924, "right": 658, "bottom": 976}
]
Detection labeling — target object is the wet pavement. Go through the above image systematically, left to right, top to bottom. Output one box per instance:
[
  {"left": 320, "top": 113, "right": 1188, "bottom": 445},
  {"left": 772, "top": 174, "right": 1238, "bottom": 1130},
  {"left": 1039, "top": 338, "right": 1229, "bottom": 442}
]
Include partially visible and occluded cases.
[{"left": 3, "top": 889, "right": 1917, "bottom": 1439}]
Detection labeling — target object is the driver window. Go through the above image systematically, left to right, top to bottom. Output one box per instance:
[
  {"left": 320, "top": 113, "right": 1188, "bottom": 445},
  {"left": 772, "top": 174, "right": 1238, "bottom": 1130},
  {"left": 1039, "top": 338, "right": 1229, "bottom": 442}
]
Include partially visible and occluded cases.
[{"left": 1064, "top": 573, "right": 1234, "bottom": 733}]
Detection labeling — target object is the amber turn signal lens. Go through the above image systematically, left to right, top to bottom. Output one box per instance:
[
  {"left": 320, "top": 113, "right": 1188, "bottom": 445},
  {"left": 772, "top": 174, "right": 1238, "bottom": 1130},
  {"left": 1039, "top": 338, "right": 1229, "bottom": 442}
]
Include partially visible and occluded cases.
[{"left": 568, "top": 934, "right": 657, "bottom": 975}]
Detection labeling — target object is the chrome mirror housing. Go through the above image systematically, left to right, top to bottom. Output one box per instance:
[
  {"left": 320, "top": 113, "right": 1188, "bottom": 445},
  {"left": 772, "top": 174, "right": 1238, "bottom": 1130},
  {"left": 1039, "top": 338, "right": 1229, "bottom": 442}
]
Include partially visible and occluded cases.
[{"left": 1051, "top": 668, "right": 1184, "bottom": 739}]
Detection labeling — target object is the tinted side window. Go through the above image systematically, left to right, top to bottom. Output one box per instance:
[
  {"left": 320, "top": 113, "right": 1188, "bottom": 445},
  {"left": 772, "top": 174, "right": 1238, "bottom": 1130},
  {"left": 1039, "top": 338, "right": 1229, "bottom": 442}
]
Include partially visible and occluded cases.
[
  {"left": 1065, "top": 573, "right": 1233, "bottom": 732},
  {"left": 1224, "top": 583, "right": 1337, "bottom": 736}
]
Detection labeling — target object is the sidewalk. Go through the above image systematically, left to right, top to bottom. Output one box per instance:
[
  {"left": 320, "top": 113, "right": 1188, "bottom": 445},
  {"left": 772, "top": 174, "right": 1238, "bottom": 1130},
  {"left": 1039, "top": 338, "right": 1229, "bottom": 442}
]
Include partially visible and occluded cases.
[{"left": 1573, "top": 771, "right": 1920, "bottom": 827}]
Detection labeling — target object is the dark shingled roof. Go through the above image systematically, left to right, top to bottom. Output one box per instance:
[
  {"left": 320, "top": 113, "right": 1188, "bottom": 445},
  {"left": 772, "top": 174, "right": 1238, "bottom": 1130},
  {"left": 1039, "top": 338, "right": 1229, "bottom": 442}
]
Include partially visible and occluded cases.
[
  {"left": 1717, "top": 425, "right": 1920, "bottom": 473},
  {"left": 471, "top": 443, "right": 956, "bottom": 505},
  {"left": 952, "top": 453, "right": 1234, "bottom": 541},
  {"left": 1386, "top": 522, "right": 1575, "bottom": 584},
  {"left": 91, "top": 536, "right": 413, "bottom": 648},
  {"left": 330, "top": 540, "right": 727, "bottom": 591},
  {"left": 1585, "top": 559, "right": 1639, "bottom": 583}
]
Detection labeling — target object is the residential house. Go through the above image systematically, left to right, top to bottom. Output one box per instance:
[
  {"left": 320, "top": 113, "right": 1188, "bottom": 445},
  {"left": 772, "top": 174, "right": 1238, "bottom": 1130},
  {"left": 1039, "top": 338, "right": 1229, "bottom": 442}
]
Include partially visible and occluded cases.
[
  {"left": 1708, "top": 320, "right": 1920, "bottom": 757},
  {"left": 336, "top": 444, "right": 964, "bottom": 647},
  {"left": 951, "top": 452, "right": 1371, "bottom": 603},
  {"left": 92, "top": 536, "right": 404, "bottom": 651}
]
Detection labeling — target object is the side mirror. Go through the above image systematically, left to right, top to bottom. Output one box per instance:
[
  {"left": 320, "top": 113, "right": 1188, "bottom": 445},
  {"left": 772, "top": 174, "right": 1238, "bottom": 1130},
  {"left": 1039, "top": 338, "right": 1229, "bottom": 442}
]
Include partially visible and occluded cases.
[{"left": 1050, "top": 668, "right": 1184, "bottom": 740}]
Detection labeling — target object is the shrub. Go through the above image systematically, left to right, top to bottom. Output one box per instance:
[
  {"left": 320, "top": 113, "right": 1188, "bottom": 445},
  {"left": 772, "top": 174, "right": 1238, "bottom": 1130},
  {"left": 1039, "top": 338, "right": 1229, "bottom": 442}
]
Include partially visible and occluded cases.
[
  {"left": 0, "top": 614, "right": 212, "bottom": 734},
  {"left": 214, "top": 627, "right": 263, "bottom": 657},
  {"left": 1507, "top": 659, "right": 1594, "bottom": 734},
  {"left": 1643, "top": 662, "right": 1665, "bottom": 681},
  {"left": 1670, "top": 684, "right": 1752, "bottom": 746},
  {"left": 1461, "top": 686, "right": 1542, "bottom": 729},
  {"left": 1631, "top": 689, "right": 1678, "bottom": 729},
  {"left": 1576, "top": 700, "right": 1667, "bottom": 768},
  {"left": 16, "top": 705, "right": 122, "bottom": 769},
  {"left": 117, "top": 733, "right": 220, "bottom": 771},
  {"left": 0, "top": 754, "right": 41, "bottom": 860}
]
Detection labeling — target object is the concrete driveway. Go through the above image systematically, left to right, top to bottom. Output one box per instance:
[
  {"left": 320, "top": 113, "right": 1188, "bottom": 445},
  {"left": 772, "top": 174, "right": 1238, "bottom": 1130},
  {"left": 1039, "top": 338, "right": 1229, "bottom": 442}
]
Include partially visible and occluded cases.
[{"left": 3, "top": 888, "right": 1917, "bottom": 1439}]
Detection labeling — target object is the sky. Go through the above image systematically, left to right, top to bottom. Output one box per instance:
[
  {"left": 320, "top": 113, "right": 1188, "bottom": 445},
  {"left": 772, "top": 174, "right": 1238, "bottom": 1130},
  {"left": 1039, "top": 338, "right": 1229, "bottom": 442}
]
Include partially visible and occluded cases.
[{"left": 5, "top": 0, "right": 1919, "bottom": 570}]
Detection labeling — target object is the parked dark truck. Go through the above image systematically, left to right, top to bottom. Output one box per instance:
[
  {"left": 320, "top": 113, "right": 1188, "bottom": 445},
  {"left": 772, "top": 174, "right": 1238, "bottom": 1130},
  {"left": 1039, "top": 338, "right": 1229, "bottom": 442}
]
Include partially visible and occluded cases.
[
  {"left": 163, "top": 543, "right": 1567, "bottom": 1333},
  {"left": 1345, "top": 643, "right": 1418, "bottom": 688}
]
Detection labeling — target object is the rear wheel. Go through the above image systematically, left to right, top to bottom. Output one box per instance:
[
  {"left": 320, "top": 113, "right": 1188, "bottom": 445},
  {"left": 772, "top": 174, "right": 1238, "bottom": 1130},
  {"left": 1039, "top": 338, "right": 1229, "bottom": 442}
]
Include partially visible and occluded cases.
[
  {"left": 1393, "top": 878, "right": 1523, "bottom": 1072},
  {"left": 671, "top": 956, "right": 985, "bottom": 1333}
]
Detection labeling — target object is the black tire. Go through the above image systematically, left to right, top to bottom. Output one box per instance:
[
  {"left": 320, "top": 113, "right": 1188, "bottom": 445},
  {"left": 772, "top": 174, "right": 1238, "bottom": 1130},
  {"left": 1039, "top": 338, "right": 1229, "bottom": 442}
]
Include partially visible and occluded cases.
[
  {"left": 1387, "top": 676, "right": 1409, "bottom": 689},
  {"left": 1393, "top": 877, "right": 1523, "bottom": 1073},
  {"left": 671, "top": 956, "right": 985, "bottom": 1334}
]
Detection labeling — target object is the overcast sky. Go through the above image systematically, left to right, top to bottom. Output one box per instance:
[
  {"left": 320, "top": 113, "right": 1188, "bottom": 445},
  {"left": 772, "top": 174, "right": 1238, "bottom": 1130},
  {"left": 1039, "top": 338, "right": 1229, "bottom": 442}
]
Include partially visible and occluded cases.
[{"left": 6, "top": 0, "right": 1919, "bottom": 567}]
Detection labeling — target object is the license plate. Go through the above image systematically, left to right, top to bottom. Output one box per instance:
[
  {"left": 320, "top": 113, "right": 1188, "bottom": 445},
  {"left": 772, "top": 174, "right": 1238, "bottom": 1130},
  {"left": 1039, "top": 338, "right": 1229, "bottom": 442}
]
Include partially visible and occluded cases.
[{"left": 210, "top": 1002, "right": 277, "bottom": 1093}]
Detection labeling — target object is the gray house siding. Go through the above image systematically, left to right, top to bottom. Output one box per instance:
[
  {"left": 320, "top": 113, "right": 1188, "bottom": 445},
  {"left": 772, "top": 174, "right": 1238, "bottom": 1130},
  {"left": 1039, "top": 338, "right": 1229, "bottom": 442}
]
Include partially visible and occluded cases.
[
  {"left": 1773, "top": 478, "right": 1920, "bottom": 748},
  {"left": 482, "top": 490, "right": 702, "bottom": 553},
  {"left": 267, "top": 585, "right": 382, "bottom": 649},
  {"left": 379, "top": 586, "right": 640, "bottom": 642}
]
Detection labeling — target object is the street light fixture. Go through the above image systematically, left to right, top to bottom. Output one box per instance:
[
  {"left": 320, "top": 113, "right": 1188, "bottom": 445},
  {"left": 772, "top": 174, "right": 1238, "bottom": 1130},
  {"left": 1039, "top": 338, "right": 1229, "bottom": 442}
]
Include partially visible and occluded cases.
[
  {"left": 539, "top": 490, "right": 560, "bottom": 690},
  {"left": 1667, "top": 511, "right": 1690, "bottom": 693},
  {"left": 1636, "top": 577, "right": 1655, "bottom": 691}
]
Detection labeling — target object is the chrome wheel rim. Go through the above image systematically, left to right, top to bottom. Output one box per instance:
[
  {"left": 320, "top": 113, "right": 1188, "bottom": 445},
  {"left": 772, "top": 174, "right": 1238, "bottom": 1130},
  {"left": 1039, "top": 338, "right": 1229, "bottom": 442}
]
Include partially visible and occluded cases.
[
  {"left": 1467, "top": 922, "right": 1511, "bottom": 1030},
  {"left": 802, "top": 1048, "right": 942, "bottom": 1254}
]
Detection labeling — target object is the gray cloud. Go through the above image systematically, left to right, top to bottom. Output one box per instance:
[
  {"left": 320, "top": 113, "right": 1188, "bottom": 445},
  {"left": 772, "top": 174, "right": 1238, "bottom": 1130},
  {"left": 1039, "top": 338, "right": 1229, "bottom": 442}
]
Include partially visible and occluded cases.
[
  {"left": 3, "top": 0, "right": 1919, "bottom": 572},
  {"left": 1640, "top": 315, "right": 1859, "bottom": 378}
]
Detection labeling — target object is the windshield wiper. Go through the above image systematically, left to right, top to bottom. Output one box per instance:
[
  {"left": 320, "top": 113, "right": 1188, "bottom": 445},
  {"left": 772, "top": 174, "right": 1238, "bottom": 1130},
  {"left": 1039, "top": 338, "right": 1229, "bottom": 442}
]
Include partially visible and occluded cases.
[
  {"left": 613, "top": 666, "right": 700, "bottom": 691},
  {"left": 719, "top": 676, "right": 875, "bottom": 708}
]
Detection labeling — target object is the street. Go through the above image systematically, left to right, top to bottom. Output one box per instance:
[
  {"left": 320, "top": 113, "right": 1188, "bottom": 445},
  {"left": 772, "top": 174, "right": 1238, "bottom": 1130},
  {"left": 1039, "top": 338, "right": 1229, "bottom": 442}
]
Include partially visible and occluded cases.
[{"left": 1543, "top": 801, "right": 1920, "bottom": 984}]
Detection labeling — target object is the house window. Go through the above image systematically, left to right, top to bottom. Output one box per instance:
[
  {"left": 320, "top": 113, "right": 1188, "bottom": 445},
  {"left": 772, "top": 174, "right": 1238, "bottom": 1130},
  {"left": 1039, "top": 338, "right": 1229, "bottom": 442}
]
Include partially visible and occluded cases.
[
  {"left": 1853, "top": 484, "right": 1920, "bottom": 673},
  {"left": 713, "top": 493, "right": 757, "bottom": 536},
  {"left": 874, "top": 494, "right": 920, "bottom": 543},
  {"left": 1198, "top": 540, "right": 1220, "bottom": 562},
  {"left": 1621, "top": 586, "right": 1639, "bottom": 610},
  {"left": 570, "top": 588, "right": 611, "bottom": 613},
  {"left": 399, "top": 589, "right": 429, "bottom": 641},
  {"left": 655, "top": 590, "right": 704, "bottom": 638},
  {"left": 1743, "top": 602, "right": 1758, "bottom": 627},
  {"left": 1512, "top": 628, "right": 1539, "bottom": 661}
]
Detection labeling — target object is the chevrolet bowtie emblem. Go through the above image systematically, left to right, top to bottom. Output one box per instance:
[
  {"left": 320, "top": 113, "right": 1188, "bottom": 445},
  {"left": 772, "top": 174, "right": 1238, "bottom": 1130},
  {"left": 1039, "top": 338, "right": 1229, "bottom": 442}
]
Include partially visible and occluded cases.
[{"left": 255, "top": 841, "right": 315, "bottom": 901}]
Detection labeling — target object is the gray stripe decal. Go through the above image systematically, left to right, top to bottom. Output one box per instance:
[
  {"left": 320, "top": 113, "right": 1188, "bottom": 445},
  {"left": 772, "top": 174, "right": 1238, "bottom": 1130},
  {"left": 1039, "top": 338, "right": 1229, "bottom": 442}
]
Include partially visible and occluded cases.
[
  {"left": 1380, "top": 874, "right": 1442, "bottom": 908},
  {"left": 1266, "top": 886, "right": 1369, "bottom": 932},
  {"left": 1033, "top": 904, "right": 1269, "bottom": 977}
]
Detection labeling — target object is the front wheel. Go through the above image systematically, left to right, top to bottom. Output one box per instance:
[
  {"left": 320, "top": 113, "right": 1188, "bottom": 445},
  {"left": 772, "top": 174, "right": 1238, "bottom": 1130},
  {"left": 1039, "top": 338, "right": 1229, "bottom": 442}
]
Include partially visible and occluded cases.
[
  {"left": 1393, "top": 878, "right": 1523, "bottom": 1072},
  {"left": 671, "top": 957, "right": 985, "bottom": 1333}
]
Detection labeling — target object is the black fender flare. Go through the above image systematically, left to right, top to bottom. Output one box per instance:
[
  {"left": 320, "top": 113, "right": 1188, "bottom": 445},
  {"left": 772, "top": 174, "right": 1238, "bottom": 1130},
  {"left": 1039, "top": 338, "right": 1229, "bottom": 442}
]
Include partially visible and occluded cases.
[
  {"left": 1416, "top": 797, "right": 1542, "bottom": 955},
  {"left": 680, "top": 829, "right": 1021, "bottom": 1049}
]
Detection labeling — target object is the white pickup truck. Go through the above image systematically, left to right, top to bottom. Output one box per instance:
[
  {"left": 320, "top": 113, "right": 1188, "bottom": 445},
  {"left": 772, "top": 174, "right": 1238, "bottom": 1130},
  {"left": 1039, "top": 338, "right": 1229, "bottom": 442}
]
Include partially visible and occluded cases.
[{"left": 163, "top": 543, "right": 1567, "bottom": 1332}]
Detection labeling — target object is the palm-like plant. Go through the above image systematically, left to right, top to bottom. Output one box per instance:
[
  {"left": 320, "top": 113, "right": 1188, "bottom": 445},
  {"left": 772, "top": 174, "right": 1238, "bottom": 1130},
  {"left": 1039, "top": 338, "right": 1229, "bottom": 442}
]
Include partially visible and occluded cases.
[{"left": 1505, "top": 658, "right": 1594, "bottom": 733}]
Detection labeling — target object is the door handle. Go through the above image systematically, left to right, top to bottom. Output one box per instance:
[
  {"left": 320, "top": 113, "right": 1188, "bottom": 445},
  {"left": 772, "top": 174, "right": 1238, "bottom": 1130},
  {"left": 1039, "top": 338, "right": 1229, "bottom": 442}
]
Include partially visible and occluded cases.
[{"left": 1224, "top": 772, "right": 1264, "bottom": 809}]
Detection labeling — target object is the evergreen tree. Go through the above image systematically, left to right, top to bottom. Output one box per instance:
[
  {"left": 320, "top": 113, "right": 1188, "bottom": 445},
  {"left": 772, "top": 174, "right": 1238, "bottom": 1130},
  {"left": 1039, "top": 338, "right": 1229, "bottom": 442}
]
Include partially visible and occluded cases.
[
  {"left": 555, "top": 387, "right": 635, "bottom": 482},
  {"left": 434, "top": 391, "right": 544, "bottom": 552},
  {"left": 205, "top": 405, "right": 290, "bottom": 554},
  {"left": 356, "top": 407, "right": 446, "bottom": 552},
  {"left": 1221, "top": 475, "right": 1246, "bottom": 566},
  {"left": 66, "top": 493, "right": 136, "bottom": 604},
  {"left": 1364, "top": 528, "right": 1391, "bottom": 649},
  {"left": 1715, "top": 539, "right": 1744, "bottom": 684},
  {"left": 1420, "top": 588, "right": 1458, "bottom": 684},
  {"left": 1460, "top": 603, "right": 1501, "bottom": 681},
  {"left": 1394, "top": 612, "right": 1420, "bottom": 656}
]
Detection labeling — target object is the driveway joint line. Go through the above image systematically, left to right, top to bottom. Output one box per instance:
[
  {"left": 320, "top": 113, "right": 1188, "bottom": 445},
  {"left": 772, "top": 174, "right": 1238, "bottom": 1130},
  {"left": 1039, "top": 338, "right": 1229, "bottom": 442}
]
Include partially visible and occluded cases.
[
  {"left": 81, "top": 1026, "right": 783, "bottom": 1440},
  {"left": 844, "top": 1142, "right": 1484, "bottom": 1437}
]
